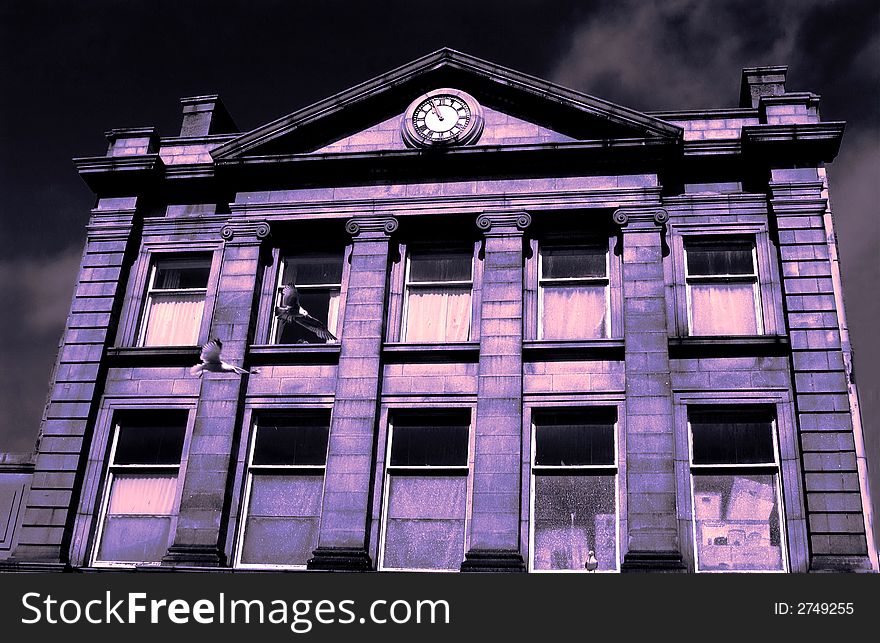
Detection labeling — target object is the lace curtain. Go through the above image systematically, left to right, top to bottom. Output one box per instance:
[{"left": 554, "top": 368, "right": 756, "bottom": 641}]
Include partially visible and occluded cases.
[{"left": 142, "top": 293, "right": 205, "bottom": 346}]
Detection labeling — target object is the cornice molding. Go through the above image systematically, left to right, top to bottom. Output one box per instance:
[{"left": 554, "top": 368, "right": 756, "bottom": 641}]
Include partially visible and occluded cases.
[{"left": 344, "top": 216, "right": 399, "bottom": 238}]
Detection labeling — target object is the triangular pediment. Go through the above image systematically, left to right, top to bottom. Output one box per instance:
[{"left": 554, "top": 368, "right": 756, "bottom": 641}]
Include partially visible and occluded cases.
[{"left": 212, "top": 48, "right": 681, "bottom": 160}]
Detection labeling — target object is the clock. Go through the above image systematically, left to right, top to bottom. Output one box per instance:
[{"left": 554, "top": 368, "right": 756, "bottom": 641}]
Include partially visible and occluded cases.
[{"left": 401, "top": 88, "right": 484, "bottom": 148}]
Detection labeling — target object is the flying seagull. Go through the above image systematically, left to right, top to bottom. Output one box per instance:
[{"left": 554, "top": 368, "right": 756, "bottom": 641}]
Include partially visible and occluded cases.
[
  {"left": 274, "top": 283, "right": 338, "bottom": 342},
  {"left": 190, "top": 338, "right": 259, "bottom": 377}
]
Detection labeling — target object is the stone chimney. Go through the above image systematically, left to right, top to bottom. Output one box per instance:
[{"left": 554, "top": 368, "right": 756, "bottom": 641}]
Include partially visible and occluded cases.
[
  {"left": 739, "top": 66, "right": 787, "bottom": 108},
  {"left": 179, "top": 95, "right": 238, "bottom": 137}
]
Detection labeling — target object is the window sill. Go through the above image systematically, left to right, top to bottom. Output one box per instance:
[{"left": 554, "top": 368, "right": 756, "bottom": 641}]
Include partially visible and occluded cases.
[
  {"left": 669, "top": 335, "right": 790, "bottom": 358},
  {"left": 523, "top": 339, "right": 625, "bottom": 361},
  {"left": 382, "top": 342, "right": 480, "bottom": 363},
  {"left": 249, "top": 344, "right": 341, "bottom": 365},
  {"left": 106, "top": 346, "right": 201, "bottom": 366}
]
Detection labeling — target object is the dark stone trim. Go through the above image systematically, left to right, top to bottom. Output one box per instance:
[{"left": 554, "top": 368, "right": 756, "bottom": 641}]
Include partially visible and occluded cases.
[
  {"left": 668, "top": 335, "right": 790, "bottom": 358},
  {"left": 523, "top": 339, "right": 625, "bottom": 361},
  {"left": 382, "top": 342, "right": 480, "bottom": 363},
  {"left": 249, "top": 344, "right": 341, "bottom": 365},
  {"left": 105, "top": 346, "right": 201, "bottom": 367},
  {"left": 162, "top": 544, "right": 226, "bottom": 567},
  {"left": 307, "top": 547, "right": 373, "bottom": 571},
  {"left": 460, "top": 549, "right": 526, "bottom": 572},
  {"left": 620, "top": 550, "right": 687, "bottom": 573},
  {"left": 809, "top": 555, "right": 874, "bottom": 573},
  {"left": 0, "top": 560, "right": 70, "bottom": 573}
]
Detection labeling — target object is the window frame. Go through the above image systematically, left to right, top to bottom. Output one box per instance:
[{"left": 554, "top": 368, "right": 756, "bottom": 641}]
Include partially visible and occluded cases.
[
  {"left": 683, "top": 237, "right": 764, "bottom": 336},
  {"left": 537, "top": 241, "right": 611, "bottom": 340},
  {"left": 399, "top": 246, "right": 476, "bottom": 344},
  {"left": 268, "top": 252, "right": 345, "bottom": 345},
  {"left": 136, "top": 256, "right": 213, "bottom": 347},
  {"left": 686, "top": 407, "right": 789, "bottom": 573},
  {"left": 528, "top": 408, "right": 621, "bottom": 573},
  {"left": 377, "top": 411, "right": 474, "bottom": 572},
  {"left": 233, "top": 412, "right": 331, "bottom": 570},
  {"left": 90, "top": 417, "right": 187, "bottom": 568}
]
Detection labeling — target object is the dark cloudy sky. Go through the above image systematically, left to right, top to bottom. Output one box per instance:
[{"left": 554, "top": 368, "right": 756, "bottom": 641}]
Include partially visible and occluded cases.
[{"left": 1, "top": 0, "right": 878, "bottom": 537}]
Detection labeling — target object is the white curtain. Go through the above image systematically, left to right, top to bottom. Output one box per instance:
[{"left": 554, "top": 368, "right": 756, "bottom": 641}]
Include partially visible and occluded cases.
[
  {"left": 690, "top": 283, "right": 758, "bottom": 335},
  {"left": 541, "top": 285, "right": 606, "bottom": 339},
  {"left": 404, "top": 287, "right": 471, "bottom": 342},
  {"left": 327, "top": 291, "right": 340, "bottom": 338},
  {"left": 143, "top": 293, "right": 205, "bottom": 346},
  {"left": 107, "top": 473, "right": 178, "bottom": 515}
]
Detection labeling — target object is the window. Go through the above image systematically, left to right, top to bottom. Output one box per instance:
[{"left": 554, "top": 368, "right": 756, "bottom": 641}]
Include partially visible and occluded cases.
[
  {"left": 685, "top": 238, "right": 762, "bottom": 335},
  {"left": 539, "top": 243, "right": 609, "bottom": 339},
  {"left": 402, "top": 249, "right": 472, "bottom": 343},
  {"left": 272, "top": 253, "right": 343, "bottom": 344},
  {"left": 138, "top": 257, "right": 210, "bottom": 346},
  {"left": 688, "top": 407, "right": 785, "bottom": 572},
  {"left": 531, "top": 408, "right": 618, "bottom": 572},
  {"left": 94, "top": 412, "right": 187, "bottom": 565},
  {"left": 236, "top": 412, "right": 330, "bottom": 568},
  {"left": 380, "top": 412, "right": 471, "bottom": 571}
]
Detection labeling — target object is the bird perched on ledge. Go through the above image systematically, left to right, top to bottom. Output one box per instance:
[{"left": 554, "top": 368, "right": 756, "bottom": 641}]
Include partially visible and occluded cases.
[
  {"left": 274, "top": 283, "right": 338, "bottom": 342},
  {"left": 190, "top": 338, "right": 259, "bottom": 376},
  {"left": 585, "top": 550, "right": 599, "bottom": 572}
]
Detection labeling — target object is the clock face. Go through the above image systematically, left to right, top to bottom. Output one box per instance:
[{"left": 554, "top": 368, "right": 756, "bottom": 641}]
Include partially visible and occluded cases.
[
  {"left": 401, "top": 88, "right": 484, "bottom": 148},
  {"left": 413, "top": 95, "right": 471, "bottom": 142}
]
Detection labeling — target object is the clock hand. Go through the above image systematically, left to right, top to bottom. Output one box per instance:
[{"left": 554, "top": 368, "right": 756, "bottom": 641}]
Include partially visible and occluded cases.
[{"left": 430, "top": 98, "right": 443, "bottom": 121}]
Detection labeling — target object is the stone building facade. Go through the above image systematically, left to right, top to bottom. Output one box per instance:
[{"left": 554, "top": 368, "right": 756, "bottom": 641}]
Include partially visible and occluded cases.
[{"left": 0, "top": 49, "right": 875, "bottom": 572}]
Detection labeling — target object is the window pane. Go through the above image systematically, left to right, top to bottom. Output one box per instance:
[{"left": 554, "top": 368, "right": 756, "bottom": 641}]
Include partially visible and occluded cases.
[
  {"left": 686, "top": 244, "right": 755, "bottom": 276},
  {"left": 542, "top": 246, "right": 606, "bottom": 279},
  {"left": 408, "top": 252, "right": 472, "bottom": 282},
  {"left": 281, "top": 255, "right": 343, "bottom": 286},
  {"left": 154, "top": 261, "right": 210, "bottom": 289},
  {"left": 690, "top": 283, "right": 758, "bottom": 335},
  {"left": 541, "top": 284, "right": 606, "bottom": 339},
  {"left": 404, "top": 287, "right": 471, "bottom": 342},
  {"left": 275, "top": 288, "right": 339, "bottom": 344},
  {"left": 142, "top": 292, "right": 205, "bottom": 346},
  {"left": 690, "top": 409, "right": 775, "bottom": 465},
  {"left": 534, "top": 412, "right": 615, "bottom": 466},
  {"left": 252, "top": 416, "right": 330, "bottom": 466},
  {"left": 390, "top": 424, "right": 469, "bottom": 467},
  {"left": 114, "top": 425, "right": 185, "bottom": 465},
  {"left": 97, "top": 473, "right": 178, "bottom": 563},
  {"left": 693, "top": 474, "right": 783, "bottom": 571},
  {"left": 240, "top": 475, "right": 323, "bottom": 566},
  {"left": 533, "top": 475, "right": 616, "bottom": 571},
  {"left": 383, "top": 476, "right": 466, "bottom": 570},
  {"left": 97, "top": 516, "right": 174, "bottom": 563}
]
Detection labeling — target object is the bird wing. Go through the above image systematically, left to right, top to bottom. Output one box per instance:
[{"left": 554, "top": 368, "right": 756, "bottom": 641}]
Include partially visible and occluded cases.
[
  {"left": 280, "top": 284, "right": 299, "bottom": 308},
  {"left": 294, "top": 314, "right": 338, "bottom": 342},
  {"left": 200, "top": 338, "right": 222, "bottom": 364}
]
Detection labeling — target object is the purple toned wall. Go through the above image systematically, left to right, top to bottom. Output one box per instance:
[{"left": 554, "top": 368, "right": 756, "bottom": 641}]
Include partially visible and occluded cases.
[{"left": 0, "top": 50, "right": 874, "bottom": 573}]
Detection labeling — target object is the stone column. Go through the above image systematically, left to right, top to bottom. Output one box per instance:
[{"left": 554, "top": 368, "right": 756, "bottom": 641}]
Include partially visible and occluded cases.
[
  {"left": 615, "top": 207, "right": 686, "bottom": 572},
  {"left": 461, "top": 211, "right": 530, "bottom": 572},
  {"left": 308, "top": 216, "right": 398, "bottom": 571},
  {"left": 163, "top": 220, "right": 270, "bottom": 566}
]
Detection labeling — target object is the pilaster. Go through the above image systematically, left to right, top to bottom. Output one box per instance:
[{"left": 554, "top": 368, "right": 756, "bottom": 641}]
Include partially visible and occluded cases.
[
  {"left": 615, "top": 207, "right": 686, "bottom": 572},
  {"left": 461, "top": 211, "right": 530, "bottom": 572},
  {"left": 307, "top": 216, "right": 398, "bottom": 571},
  {"left": 163, "top": 219, "right": 270, "bottom": 566}
]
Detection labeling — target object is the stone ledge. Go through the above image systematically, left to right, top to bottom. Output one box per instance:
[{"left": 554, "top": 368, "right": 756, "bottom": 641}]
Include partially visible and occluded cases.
[
  {"left": 668, "top": 335, "right": 790, "bottom": 358},
  {"left": 523, "top": 339, "right": 625, "bottom": 362},
  {"left": 382, "top": 342, "right": 480, "bottom": 363},
  {"left": 249, "top": 344, "right": 341, "bottom": 365}
]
